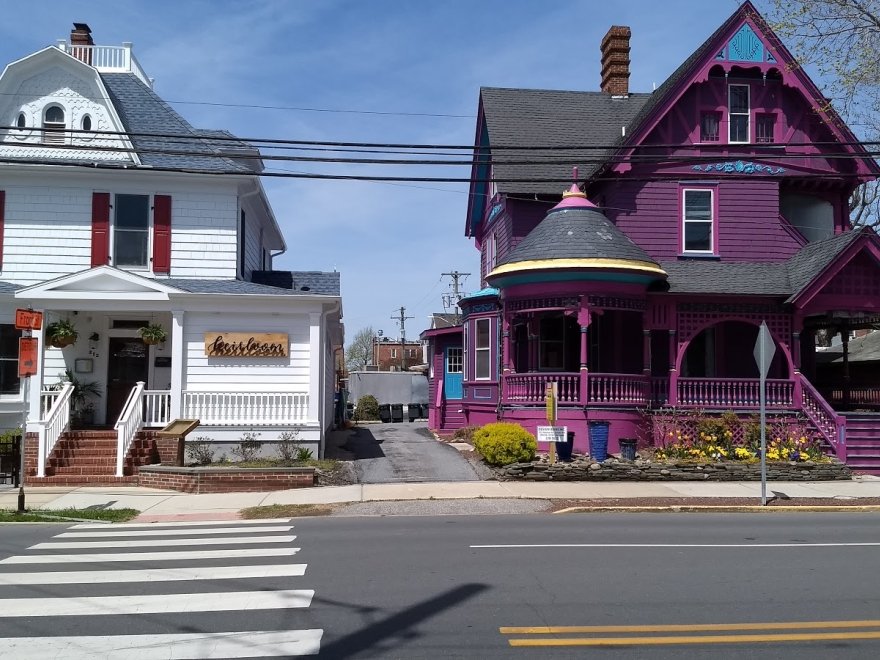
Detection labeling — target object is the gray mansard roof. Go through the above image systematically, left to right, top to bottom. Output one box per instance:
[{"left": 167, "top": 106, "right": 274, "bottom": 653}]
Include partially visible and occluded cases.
[{"left": 100, "top": 73, "right": 257, "bottom": 173}]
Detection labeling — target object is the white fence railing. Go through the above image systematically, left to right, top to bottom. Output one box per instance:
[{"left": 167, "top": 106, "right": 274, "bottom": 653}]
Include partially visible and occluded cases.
[
  {"left": 57, "top": 42, "right": 152, "bottom": 88},
  {"left": 36, "top": 382, "right": 73, "bottom": 478},
  {"left": 115, "top": 382, "right": 145, "bottom": 477},
  {"left": 40, "top": 389, "right": 60, "bottom": 419},
  {"left": 143, "top": 390, "right": 172, "bottom": 428},
  {"left": 182, "top": 391, "right": 310, "bottom": 426}
]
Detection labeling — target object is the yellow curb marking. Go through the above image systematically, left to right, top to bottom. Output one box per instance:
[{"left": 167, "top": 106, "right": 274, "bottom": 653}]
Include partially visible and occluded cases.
[
  {"left": 501, "top": 619, "right": 880, "bottom": 634},
  {"left": 502, "top": 620, "right": 880, "bottom": 647},
  {"left": 507, "top": 631, "right": 880, "bottom": 647}
]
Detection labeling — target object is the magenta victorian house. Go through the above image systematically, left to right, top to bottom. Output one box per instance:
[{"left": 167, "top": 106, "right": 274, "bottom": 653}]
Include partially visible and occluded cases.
[{"left": 421, "top": 2, "right": 880, "bottom": 472}]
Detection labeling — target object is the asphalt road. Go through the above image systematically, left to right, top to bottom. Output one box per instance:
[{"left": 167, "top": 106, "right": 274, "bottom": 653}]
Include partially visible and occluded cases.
[
  {"left": 339, "top": 422, "right": 482, "bottom": 483},
  {"left": 292, "top": 512, "right": 880, "bottom": 659}
]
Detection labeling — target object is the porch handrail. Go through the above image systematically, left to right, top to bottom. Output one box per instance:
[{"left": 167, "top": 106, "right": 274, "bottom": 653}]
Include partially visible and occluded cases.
[
  {"left": 505, "top": 373, "right": 580, "bottom": 404},
  {"left": 587, "top": 373, "right": 650, "bottom": 406},
  {"left": 799, "top": 373, "right": 846, "bottom": 461},
  {"left": 677, "top": 377, "right": 794, "bottom": 408},
  {"left": 36, "top": 382, "right": 74, "bottom": 478},
  {"left": 115, "top": 382, "right": 145, "bottom": 477},
  {"left": 40, "top": 388, "right": 60, "bottom": 419},
  {"left": 143, "top": 390, "right": 172, "bottom": 427},
  {"left": 182, "top": 391, "right": 310, "bottom": 426}
]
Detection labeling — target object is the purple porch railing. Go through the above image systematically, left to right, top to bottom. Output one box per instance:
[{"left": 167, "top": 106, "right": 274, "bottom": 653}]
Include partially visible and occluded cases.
[
  {"left": 505, "top": 373, "right": 580, "bottom": 404},
  {"left": 588, "top": 373, "right": 651, "bottom": 406},
  {"left": 800, "top": 374, "right": 846, "bottom": 460},
  {"left": 677, "top": 378, "right": 794, "bottom": 408},
  {"left": 828, "top": 387, "right": 880, "bottom": 408}
]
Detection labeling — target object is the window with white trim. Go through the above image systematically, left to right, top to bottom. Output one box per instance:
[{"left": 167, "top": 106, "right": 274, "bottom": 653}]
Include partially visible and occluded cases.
[
  {"left": 728, "top": 84, "right": 750, "bottom": 143},
  {"left": 42, "top": 105, "right": 65, "bottom": 145},
  {"left": 682, "top": 189, "right": 714, "bottom": 254},
  {"left": 113, "top": 194, "right": 151, "bottom": 268},
  {"left": 475, "top": 318, "right": 491, "bottom": 379},
  {"left": 0, "top": 325, "right": 22, "bottom": 395},
  {"left": 446, "top": 347, "right": 462, "bottom": 373}
]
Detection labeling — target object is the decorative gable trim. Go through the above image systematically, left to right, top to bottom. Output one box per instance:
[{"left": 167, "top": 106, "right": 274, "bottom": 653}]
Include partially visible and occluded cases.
[
  {"left": 727, "top": 23, "right": 764, "bottom": 62},
  {"left": 787, "top": 232, "right": 880, "bottom": 307},
  {"left": 15, "top": 265, "right": 181, "bottom": 302}
]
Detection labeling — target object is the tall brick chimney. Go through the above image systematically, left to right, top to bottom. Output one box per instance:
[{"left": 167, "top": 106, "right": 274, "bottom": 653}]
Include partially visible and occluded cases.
[
  {"left": 69, "top": 23, "right": 94, "bottom": 65},
  {"left": 600, "top": 25, "right": 631, "bottom": 96}
]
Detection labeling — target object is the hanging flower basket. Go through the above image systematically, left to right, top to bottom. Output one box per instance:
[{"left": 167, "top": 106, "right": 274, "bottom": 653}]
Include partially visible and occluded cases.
[
  {"left": 46, "top": 319, "right": 78, "bottom": 348},
  {"left": 138, "top": 323, "right": 168, "bottom": 345},
  {"left": 50, "top": 336, "right": 77, "bottom": 348}
]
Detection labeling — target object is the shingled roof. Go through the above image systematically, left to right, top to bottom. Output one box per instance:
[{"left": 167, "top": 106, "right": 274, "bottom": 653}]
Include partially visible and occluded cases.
[
  {"left": 101, "top": 73, "right": 257, "bottom": 173},
  {"left": 480, "top": 87, "right": 651, "bottom": 194},
  {"left": 164, "top": 273, "right": 339, "bottom": 297}
]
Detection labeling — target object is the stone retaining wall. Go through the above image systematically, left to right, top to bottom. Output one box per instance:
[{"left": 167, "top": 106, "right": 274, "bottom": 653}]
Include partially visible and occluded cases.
[
  {"left": 493, "top": 457, "right": 852, "bottom": 481},
  {"left": 138, "top": 465, "right": 315, "bottom": 493}
]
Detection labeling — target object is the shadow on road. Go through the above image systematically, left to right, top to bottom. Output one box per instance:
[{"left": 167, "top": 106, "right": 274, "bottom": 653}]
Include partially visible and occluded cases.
[{"left": 334, "top": 426, "right": 386, "bottom": 460}]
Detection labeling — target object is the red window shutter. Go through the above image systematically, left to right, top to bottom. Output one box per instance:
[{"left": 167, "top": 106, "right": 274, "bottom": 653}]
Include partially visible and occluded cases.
[
  {"left": 0, "top": 190, "right": 5, "bottom": 269},
  {"left": 91, "top": 192, "right": 110, "bottom": 267},
  {"left": 152, "top": 194, "right": 172, "bottom": 273}
]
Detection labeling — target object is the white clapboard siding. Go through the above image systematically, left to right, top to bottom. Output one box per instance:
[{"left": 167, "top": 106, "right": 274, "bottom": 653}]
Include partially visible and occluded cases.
[
  {"left": 167, "top": 191, "right": 238, "bottom": 279},
  {"left": 182, "top": 312, "right": 313, "bottom": 391}
]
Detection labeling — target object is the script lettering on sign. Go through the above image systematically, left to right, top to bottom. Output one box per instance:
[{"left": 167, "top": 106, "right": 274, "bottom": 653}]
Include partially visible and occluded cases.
[{"left": 204, "top": 332, "right": 289, "bottom": 358}]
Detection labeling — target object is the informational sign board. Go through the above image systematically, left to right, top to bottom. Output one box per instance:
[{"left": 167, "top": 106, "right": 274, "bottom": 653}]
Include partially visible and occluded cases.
[
  {"left": 15, "top": 309, "right": 43, "bottom": 331},
  {"left": 18, "top": 337, "right": 38, "bottom": 377},
  {"left": 537, "top": 426, "right": 567, "bottom": 444}
]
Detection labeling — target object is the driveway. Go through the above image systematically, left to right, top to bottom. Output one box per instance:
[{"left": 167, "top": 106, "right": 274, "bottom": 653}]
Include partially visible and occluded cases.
[{"left": 330, "top": 422, "right": 482, "bottom": 483}]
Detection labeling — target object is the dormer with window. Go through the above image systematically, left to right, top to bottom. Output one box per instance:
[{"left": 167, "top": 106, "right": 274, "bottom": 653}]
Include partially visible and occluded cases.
[{"left": 42, "top": 105, "right": 66, "bottom": 144}]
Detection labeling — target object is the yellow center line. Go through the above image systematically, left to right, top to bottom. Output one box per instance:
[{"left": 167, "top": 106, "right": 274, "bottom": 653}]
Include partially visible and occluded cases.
[
  {"left": 501, "top": 619, "right": 880, "bottom": 634},
  {"left": 509, "top": 630, "right": 880, "bottom": 647}
]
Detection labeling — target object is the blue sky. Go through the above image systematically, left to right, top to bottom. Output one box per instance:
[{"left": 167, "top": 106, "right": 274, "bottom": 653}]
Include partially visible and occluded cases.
[{"left": 0, "top": 0, "right": 765, "bottom": 343}]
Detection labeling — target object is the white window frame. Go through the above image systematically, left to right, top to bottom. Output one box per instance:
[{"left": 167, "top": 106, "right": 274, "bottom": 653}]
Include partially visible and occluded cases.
[
  {"left": 728, "top": 84, "right": 750, "bottom": 144},
  {"left": 42, "top": 104, "right": 66, "bottom": 145},
  {"left": 681, "top": 188, "right": 715, "bottom": 255},
  {"left": 111, "top": 193, "right": 153, "bottom": 270},
  {"left": 474, "top": 318, "right": 491, "bottom": 380},
  {"left": 0, "top": 324, "right": 23, "bottom": 399},
  {"left": 446, "top": 347, "right": 463, "bottom": 374}
]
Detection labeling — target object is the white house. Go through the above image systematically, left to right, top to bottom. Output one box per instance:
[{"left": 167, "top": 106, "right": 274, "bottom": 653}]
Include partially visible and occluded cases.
[{"left": 0, "top": 24, "right": 343, "bottom": 483}]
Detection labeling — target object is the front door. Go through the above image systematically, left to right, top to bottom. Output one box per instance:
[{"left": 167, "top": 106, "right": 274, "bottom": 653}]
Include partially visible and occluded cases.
[
  {"left": 106, "top": 338, "right": 149, "bottom": 424},
  {"left": 444, "top": 346, "right": 463, "bottom": 400}
]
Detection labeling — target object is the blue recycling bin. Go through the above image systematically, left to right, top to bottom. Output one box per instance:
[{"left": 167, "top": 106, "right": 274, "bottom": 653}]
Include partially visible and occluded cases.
[
  {"left": 589, "top": 421, "right": 610, "bottom": 462},
  {"left": 555, "top": 431, "right": 574, "bottom": 462}
]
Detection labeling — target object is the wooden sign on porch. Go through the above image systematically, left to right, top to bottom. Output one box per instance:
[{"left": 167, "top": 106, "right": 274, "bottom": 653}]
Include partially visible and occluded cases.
[{"left": 204, "top": 332, "right": 289, "bottom": 358}]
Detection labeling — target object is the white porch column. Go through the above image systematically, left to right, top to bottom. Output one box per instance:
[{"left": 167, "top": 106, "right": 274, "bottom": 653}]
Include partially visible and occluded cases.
[
  {"left": 170, "top": 310, "right": 185, "bottom": 419},
  {"left": 308, "top": 312, "right": 321, "bottom": 425},
  {"left": 27, "top": 324, "right": 46, "bottom": 428}
]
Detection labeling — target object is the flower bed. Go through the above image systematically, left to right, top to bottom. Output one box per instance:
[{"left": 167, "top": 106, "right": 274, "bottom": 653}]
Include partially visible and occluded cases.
[{"left": 492, "top": 455, "right": 852, "bottom": 482}]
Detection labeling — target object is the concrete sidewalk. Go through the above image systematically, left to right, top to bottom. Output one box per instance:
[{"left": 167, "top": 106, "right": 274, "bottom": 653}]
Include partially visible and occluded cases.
[{"left": 3, "top": 476, "right": 880, "bottom": 520}]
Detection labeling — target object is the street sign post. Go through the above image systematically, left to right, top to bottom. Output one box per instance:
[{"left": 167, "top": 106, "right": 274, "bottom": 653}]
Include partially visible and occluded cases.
[
  {"left": 14, "top": 309, "right": 41, "bottom": 514},
  {"left": 753, "top": 321, "right": 776, "bottom": 506},
  {"left": 545, "top": 382, "right": 557, "bottom": 464}
]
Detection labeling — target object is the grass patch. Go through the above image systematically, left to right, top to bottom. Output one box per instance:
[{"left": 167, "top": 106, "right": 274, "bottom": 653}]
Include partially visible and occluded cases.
[
  {"left": 240, "top": 503, "right": 335, "bottom": 519},
  {"left": 0, "top": 508, "right": 140, "bottom": 523}
]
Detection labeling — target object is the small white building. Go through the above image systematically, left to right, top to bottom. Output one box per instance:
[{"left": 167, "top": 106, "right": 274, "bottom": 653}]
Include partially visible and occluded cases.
[{"left": 0, "top": 24, "right": 342, "bottom": 482}]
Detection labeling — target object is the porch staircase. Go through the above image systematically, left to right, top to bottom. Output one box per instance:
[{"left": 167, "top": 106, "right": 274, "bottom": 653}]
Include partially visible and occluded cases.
[
  {"left": 842, "top": 413, "right": 880, "bottom": 475},
  {"left": 31, "top": 429, "right": 159, "bottom": 486}
]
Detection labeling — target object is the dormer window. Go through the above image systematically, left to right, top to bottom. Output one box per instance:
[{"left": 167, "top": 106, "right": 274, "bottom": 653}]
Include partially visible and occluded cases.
[
  {"left": 42, "top": 106, "right": 66, "bottom": 145},
  {"left": 15, "top": 112, "right": 26, "bottom": 129},
  {"left": 81, "top": 115, "right": 92, "bottom": 131}
]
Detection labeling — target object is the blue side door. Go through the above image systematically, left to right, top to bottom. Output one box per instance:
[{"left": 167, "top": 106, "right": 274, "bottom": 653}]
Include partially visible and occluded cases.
[{"left": 444, "top": 346, "right": 463, "bottom": 400}]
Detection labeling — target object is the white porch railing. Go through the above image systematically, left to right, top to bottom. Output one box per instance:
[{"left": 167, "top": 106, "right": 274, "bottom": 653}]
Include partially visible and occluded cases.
[
  {"left": 57, "top": 42, "right": 152, "bottom": 88},
  {"left": 36, "top": 382, "right": 74, "bottom": 478},
  {"left": 115, "top": 382, "right": 145, "bottom": 477},
  {"left": 40, "top": 389, "right": 61, "bottom": 419},
  {"left": 143, "top": 390, "right": 172, "bottom": 427},
  {"left": 182, "top": 391, "right": 310, "bottom": 426}
]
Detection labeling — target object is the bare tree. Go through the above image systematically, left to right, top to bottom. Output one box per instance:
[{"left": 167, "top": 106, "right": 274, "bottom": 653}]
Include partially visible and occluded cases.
[
  {"left": 766, "top": 0, "right": 880, "bottom": 227},
  {"left": 345, "top": 326, "right": 375, "bottom": 372}
]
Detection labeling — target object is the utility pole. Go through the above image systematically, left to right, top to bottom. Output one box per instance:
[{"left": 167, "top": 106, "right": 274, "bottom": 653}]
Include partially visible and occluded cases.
[
  {"left": 441, "top": 270, "right": 471, "bottom": 322},
  {"left": 392, "top": 306, "right": 414, "bottom": 371}
]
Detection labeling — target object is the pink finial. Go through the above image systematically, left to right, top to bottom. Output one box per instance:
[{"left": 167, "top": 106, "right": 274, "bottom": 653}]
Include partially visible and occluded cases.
[{"left": 554, "top": 164, "right": 596, "bottom": 209}]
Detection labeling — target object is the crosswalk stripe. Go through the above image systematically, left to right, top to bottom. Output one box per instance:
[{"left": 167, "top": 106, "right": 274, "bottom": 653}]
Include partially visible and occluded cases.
[
  {"left": 69, "top": 518, "right": 294, "bottom": 529},
  {"left": 57, "top": 525, "right": 293, "bottom": 538},
  {"left": 30, "top": 534, "right": 296, "bottom": 549},
  {"left": 0, "top": 547, "right": 300, "bottom": 564},
  {"left": 0, "top": 564, "right": 308, "bottom": 585},
  {"left": 0, "top": 589, "right": 315, "bottom": 617},
  {"left": 0, "top": 629, "right": 323, "bottom": 659}
]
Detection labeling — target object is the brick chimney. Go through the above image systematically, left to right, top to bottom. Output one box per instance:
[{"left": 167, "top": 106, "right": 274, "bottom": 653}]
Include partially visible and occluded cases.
[
  {"left": 69, "top": 23, "right": 94, "bottom": 65},
  {"left": 600, "top": 25, "right": 631, "bottom": 96}
]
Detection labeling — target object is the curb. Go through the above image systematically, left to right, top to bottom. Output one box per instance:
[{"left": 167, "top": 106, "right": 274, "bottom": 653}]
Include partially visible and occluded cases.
[{"left": 553, "top": 505, "right": 880, "bottom": 514}]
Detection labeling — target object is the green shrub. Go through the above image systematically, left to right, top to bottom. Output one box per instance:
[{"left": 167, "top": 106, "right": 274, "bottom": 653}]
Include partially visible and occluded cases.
[
  {"left": 353, "top": 394, "right": 380, "bottom": 421},
  {"left": 473, "top": 422, "right": 537, "bottom": 466},
  {"left": 276, "top": 429, "right": 302, "bottom": 461},
  {"left": 232, "top": 431, "right": 262, "bottom": 461},
  {"left": 186, "top": 436, "right": 215, "bottom": 466}
]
